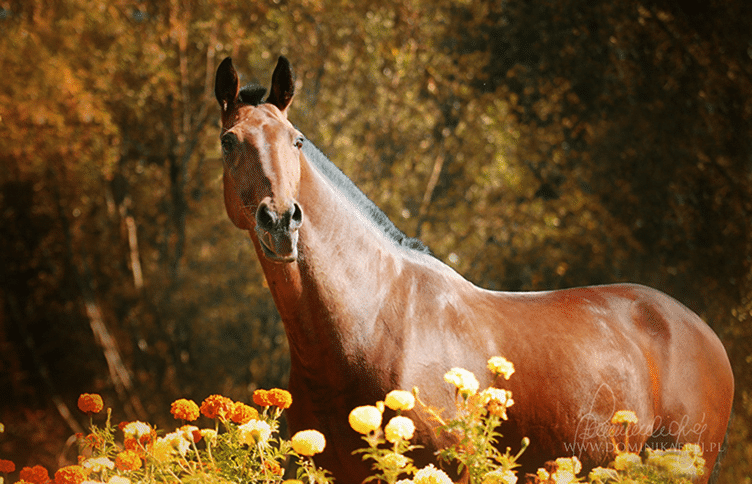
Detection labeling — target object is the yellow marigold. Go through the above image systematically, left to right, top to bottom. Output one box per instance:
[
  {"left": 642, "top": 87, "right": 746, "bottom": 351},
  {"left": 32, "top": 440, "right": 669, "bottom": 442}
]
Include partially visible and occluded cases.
[
  {"left": 487, "top": 356, "right": 515, "bottom": 380},
  {"left": 443, "top": 367, "right": 479, "bottom": 397},
  {"left": 479, "top": 388, "right": 514, "bottom": 419},
  {"left": 253, "top": 389, "right": 293, "bottom": 409},
  {"left": 384, "top": 390, "right": 415, "bottom": 411},
  {"left": 77, "top": 394, "right": 104, "bottom": 414},
  {"left": 200, "top": 394, "right": 234, "bottom": 420},
  {"left": 170, "top": 399, "right": 200, "bottom": 421},
  {"left": 230, "top": 401, "right": 259, "bottom": 424},
  {"left": 348, "top": 405, "right": 383, "bottom": 434},
  {"left": 611, "top": 410, "right": 638, "bottom": 426},
  {"left": 384, "top": 416, "right": 415, "bottom": 443},
  {"left": 237, "top": 419, "right": 272, "bottom": 446},
  {"left": 121, "top": 421, "right": 151, "bottom": 439},
  {"left": 199, "top": 428, "right": 218, "bottom": 443},
  {"left": 291, "top": 430, "right": 326, "bottom": 456},
  {"left": 149, "top": 438, "right": 174, "bottom": 464},
  {"left": 115, "top": 450, "right": 142, "bottom": 471},
  {"left": 613, "top": 452, "right": 641, "bottom": 471},
  {"left": 382, "top": 453, "right": 409, "bottom": 469},
  {"left": 554, "top": 456, "right": 582, "bottom": 475},
  {"left": 81, "top": 457, "right": 114, "bottom": 473},
  {"left": 414, "top": 464, "right": 452, "bottom": 484},
  {"left": 20, "top": 465, "right": 49, "bottom": 484},
  {"left": 53, "top": 465, "right": 86, "bottom": 484},
  {"left": 588, "top": 467, "right": 618, "bottom": 482},
  {"left": 482, "top": 469, "right": 518, "bottom": 484}
]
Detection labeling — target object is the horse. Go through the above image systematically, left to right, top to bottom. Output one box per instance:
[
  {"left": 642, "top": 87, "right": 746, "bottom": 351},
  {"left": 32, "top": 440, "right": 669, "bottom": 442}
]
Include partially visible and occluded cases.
[{"left": 214, "top": 56, "right": 733, "bottom": 484}]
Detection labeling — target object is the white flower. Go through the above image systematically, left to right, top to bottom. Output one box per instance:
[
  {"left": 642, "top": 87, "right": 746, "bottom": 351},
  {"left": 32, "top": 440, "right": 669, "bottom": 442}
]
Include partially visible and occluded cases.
[
  {"left": 487, "top": 356, "right": 515, "bottom": 380},
  {"left": 443, "top": 367, "right": 479, "bottom": 396},
  {"left": 385, "top": 390, "right": 416, "bottom": 411},
  {"left": 348, "top": 405, "right": 383, "bottom": 434},
  {"left": 384, "top": 416, "right": 416, "bottom": 443},
  {"left": 238, "top": 419, "right": 272, "bottom": 446},
  {"left": 122, "top": 421, "right": 151, "bottom": 439},
  {"left": 82, "top": 457, "right": 114, "bottom": 472},
  {"left": 414, "top": 464, "right": 453, "bottom": 484}
]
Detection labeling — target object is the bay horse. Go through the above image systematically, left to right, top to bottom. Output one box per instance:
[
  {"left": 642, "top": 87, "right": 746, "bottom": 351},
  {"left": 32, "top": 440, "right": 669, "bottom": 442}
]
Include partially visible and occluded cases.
[{"left": 214, "top": 56, "right": 733, "bottom": 483}]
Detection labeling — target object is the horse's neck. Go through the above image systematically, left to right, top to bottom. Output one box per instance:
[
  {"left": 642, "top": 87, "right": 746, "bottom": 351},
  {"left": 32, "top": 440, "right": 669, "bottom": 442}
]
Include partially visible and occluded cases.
[{"left": 255, "top": 155, "right": 407, "bottom": 380}]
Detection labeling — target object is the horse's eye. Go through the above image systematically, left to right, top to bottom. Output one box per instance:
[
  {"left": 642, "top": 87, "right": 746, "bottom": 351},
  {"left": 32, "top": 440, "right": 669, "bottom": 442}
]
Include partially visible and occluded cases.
[
  {"left": 221, "top": 133, "right": 237, "bottom": 154},
  {"left": 294, "top": 136, "right": 305, "bottom": 149}
]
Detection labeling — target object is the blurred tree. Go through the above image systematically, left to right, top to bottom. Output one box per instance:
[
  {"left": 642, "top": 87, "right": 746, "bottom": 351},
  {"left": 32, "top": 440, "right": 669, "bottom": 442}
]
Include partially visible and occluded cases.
[{"left": 1, "top": 0, "right": 750, "bottom": 481}]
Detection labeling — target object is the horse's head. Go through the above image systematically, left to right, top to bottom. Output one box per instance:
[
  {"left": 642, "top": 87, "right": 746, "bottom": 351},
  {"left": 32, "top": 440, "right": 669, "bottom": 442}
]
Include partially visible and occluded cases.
[{"left": 215, "top": 56, "right": 304, "bottom": 263}]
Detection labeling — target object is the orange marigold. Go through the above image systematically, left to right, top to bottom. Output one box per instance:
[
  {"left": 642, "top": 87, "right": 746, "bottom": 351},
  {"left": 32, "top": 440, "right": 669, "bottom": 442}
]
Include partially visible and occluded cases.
[
  {"left": 253, "top": 388, "right": 292, "bottom": 409},
  {"left": 77, "top": 393, "right": 104, "bottom": 414},
  {"left": 200, "top": 394, "right": 234, "bottom": 420},
  {"left": 170, "top": 398, "right": 200, "bottom": 421},
  {"left": 230, "top": 401, "right": 259, "bottom": 424},
  {"left": 115, "top": 450, "right": 142, "bottom": 471},
  {"left": 0, "top": 459, "right": 16, "bottom": 473},
  {"left": 20, "top": 465, "right": 50, "bottom": 484},
  {"left": 53, "top": 465, "right": 86, "bottom": 484}
]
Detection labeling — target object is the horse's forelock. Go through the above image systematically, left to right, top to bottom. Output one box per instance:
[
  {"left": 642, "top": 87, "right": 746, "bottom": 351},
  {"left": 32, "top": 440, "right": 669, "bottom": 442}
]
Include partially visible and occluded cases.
[{"left": 238, "top": 84, "right": 268, "bottom": 106}]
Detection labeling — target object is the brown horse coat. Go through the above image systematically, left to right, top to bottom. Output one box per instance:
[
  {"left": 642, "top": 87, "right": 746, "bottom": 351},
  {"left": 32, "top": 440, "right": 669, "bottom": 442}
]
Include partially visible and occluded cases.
[{"left": 215, "top": 56, "right": 733, "bottom": 484}]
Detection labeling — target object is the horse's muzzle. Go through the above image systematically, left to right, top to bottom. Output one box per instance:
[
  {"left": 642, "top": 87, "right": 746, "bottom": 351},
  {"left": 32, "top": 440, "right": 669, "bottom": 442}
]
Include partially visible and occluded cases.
[{"left": 255, "top": 198, "right": 303, "bottom": 263}]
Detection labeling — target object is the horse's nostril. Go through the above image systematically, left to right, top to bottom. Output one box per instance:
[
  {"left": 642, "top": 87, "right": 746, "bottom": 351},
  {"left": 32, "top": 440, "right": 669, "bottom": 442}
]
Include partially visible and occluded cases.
[
  {"left": 290, "top": 202, "right": 303, "bottom": 228},
  {"left": 256, "top": 203, "right": 276, "bottom": 230}
]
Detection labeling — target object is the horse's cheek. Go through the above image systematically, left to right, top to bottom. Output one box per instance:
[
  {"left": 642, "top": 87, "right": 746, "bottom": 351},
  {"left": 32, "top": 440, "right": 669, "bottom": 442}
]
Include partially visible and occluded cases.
[{"left": 223, "top": 173, "right": 253, "bottom": 230}]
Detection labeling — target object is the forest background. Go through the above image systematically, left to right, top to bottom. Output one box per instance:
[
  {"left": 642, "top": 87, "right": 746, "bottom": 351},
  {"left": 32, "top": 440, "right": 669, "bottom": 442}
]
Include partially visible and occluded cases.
[{"left": 1, "top": 0, "right": 751, "bottom": 481}]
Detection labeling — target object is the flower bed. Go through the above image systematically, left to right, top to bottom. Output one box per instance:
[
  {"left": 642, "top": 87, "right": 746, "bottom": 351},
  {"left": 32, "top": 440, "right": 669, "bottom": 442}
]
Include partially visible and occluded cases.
[{"left": 0, "top": 357, "right": 706, "bottom": 484}]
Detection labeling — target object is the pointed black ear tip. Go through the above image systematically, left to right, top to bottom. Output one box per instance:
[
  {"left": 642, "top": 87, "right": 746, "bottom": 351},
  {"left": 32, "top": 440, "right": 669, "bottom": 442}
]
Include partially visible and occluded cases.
[{"left": 215, "top": 56, "right": 239, "bottom": 107}]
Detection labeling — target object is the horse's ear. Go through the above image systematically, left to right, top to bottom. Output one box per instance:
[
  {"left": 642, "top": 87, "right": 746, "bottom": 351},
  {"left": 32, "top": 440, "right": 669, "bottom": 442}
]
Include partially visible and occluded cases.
[
  {"left": 267, "top": 56, "right": 295, "bottom": 114},
  {"left": 215, "top": 57, "right": 239, "bottom": 113}
]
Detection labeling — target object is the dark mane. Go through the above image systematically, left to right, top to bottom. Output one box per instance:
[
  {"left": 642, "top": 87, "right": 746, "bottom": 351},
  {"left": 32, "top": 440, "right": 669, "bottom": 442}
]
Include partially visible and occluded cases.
[
  {"left": 239, "top": 84, "right": 267, "bottom": 106},
  {"left": 301, "top": 140, "right": 431, "bottom": 255}
]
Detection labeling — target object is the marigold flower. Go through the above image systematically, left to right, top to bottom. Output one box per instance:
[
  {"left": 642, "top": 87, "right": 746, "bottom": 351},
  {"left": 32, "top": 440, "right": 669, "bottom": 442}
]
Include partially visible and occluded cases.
[
  {"left": 487, "top": 356, "right": 515, "bottom": 380},
  {"left": 443, "top": 367, "right": 479, "bottom": 397},
  {"left": 253, "top": 388, "right": 293, "bottom": 409},
  {"left": 479, "top": 388, "right": 514, "bottom": 419},
  {"left": 384, "top": 390, "right": 415, "bottom": 411},
  {"left": 77, "top": 394, "right": 104, "bottom": 414},
  {"left": 200, "top": 395, "right": 234, "bottom": 420},
  {"left": 170, "top": 399, "right": 200, "bottom": 421},
  {"left": 230, "top": 401, "right": 259, "bottom": 424},
  {"left": 348, "top": 405, "right": 383, "bottom": 434},
  {"left": 611, "top": 410, "right": 638, "bottom": 426},
  {"left": 384, "top": 416, "right": 415, "bottom": 443},
  {"left": 238, "top": 419, "right": 272, "bottom": 446},
  {"left": 121, "top": 421, "right": 151, "bottom": 439},
  {"left": 179, "top": 425, "right": 202, "bottom": 444},
  {"left": 199, "top": 428, "right": 218, "bottom": 443},
  {"left": 163, "top": 430, "right": 192, "bottom": 457},
  {"left": 291, "top": 430, "right": 326, "bottom": 456},
  {"left": 149, "top": 438, "right": 174, "bottom": 464},
  {"left": 115, "top": 450, "right": 142, "bottom": 471},
  {"left": 613, "top": 452, "right": 641, "bottom": 471},
  {"left": 382, "top": 453, "right": 409, "bottom": 469},
  {"left": 554, "top": 456, "right": 582, "bottom": 475},
  {"left": 82, "top": 457, "right": 114, "bottom": 473},
  {"left": 0, "top": 459, "right": 16, "bottom": 473},
  {"left": 264, "top": 460, "right": 284, "bottom": 476},
  {"left": 414, "top": 464, "right": 452, "bottom": 484},
  {"left": 20, "top": 465, "right": 49, "bottom": 484},
  {"left": 53, "top": 465, "right": 86, "bottom": 484},
  {"left": 588, "top": 467, "right": 618, "bottom": 482},
  {"left": 482, "top": 469, "right": 518, "bottom": 484}
]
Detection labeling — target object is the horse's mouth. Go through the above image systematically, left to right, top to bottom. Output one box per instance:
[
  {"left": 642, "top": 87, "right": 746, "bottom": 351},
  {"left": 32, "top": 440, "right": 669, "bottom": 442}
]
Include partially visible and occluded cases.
[{"left": 256, "top": 227, "right": 299, "bottom": 263}]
